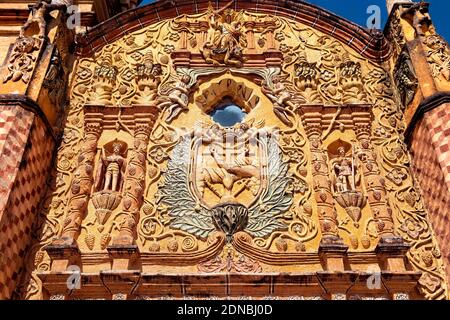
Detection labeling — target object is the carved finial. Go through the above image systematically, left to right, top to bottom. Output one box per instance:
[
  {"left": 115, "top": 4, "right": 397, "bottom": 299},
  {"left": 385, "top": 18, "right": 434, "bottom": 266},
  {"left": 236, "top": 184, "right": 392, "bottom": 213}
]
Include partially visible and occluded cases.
[
  {"left": 387, "top": 0, "right": 412, "bottom": 14},
  {"left": 143, "top": 50, "right": 154, "bottom": 65},
  {"left": 298, "top": 50, "right": 308, "bottom": 63},
  {"left": 341, "top": 52, "right": 351, "bottom": 64}
]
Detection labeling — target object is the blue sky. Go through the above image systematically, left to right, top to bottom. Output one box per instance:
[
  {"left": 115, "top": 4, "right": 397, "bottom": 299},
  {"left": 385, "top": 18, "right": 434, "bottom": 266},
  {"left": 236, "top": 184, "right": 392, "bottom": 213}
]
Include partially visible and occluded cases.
[{"left": 139, "top": 0, "right": 449, "bottom": 41}]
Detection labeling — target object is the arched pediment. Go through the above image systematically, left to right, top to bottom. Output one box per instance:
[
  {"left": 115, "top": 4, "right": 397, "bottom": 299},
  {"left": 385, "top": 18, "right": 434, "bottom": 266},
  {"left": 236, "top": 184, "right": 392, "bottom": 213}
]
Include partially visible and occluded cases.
[{"left": 76, "top": 0, "right": 391, "bottom": 62}]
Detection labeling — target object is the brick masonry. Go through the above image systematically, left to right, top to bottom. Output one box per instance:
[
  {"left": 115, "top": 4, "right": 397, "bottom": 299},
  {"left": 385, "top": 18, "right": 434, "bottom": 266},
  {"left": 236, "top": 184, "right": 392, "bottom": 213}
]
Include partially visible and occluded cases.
[
  {"left": 409, "top": 103, "right": 450, "bottom": 285},
  {"left": 0, "top": 107, "right": 54, "bottom": 299}
]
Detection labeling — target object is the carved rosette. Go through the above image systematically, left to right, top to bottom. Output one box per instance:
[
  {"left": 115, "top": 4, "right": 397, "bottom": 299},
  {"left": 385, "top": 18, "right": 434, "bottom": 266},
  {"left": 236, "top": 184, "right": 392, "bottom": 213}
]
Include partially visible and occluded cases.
[
  {"left": 57, "top": 122, "right": 103, "bottom": 245},
  {"left": 114, "top": 123, "right": 151, "bottom": 245},
  {"left": 305, "top": 124, "right": 341, "bottom": 244}
]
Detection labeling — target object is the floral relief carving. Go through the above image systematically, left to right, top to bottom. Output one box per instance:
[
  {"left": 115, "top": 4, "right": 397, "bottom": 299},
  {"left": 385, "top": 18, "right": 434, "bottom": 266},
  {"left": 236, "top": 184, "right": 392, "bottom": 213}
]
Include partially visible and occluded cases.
[{"left": 14, "top": 5, "right": 449, "bottom": 300}]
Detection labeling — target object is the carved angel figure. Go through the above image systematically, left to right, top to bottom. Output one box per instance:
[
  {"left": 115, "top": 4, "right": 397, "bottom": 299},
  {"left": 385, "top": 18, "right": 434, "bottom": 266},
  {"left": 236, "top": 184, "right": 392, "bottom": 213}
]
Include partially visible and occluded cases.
[
  {"left": 20, "top": 0, "right": 68, "bottom": 39},
  {"left": 158, "top": 74, "right": 192, "bottom": 123},
  {"left": 261, "top": 76, "right": 303, "bottom": 127},
  {"left": 95, "top": 141, "right": 127, "bottom": 192}
]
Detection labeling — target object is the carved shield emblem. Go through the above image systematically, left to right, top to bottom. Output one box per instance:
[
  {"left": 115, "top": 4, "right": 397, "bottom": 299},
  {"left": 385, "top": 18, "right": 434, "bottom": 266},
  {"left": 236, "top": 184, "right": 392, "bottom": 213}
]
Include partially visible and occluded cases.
[{"left": 159, "top": 123, "right": 292, "bottom": 240}]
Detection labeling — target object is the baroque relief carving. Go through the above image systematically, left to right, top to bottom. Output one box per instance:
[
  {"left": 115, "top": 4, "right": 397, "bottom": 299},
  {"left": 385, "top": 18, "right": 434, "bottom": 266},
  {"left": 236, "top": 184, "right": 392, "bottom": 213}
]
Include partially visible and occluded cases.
[
  {"left": 200, "top": 2, "right": 248, "bottom": 67},
  {"left": 16, "top": 5, "right": 449, "bottom": 300},
  {"left": 423, "top": 35, "right": 450, "bottom": 82},
  {"left": 3, "top": 37, "right": 41, "bottom": 84},
  {"left": 393, "top": 50, "right": 418, "bottom": 107},
  {"left": 159, "top": 124, "right": 292, "bottom": 241}
]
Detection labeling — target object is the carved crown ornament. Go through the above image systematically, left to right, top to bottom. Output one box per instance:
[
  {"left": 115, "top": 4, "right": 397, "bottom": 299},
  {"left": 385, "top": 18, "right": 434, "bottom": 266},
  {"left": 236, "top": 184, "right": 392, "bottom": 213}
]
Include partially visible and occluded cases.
[{"left": 15, "top": 3, "right": 448, "bottom": 300}]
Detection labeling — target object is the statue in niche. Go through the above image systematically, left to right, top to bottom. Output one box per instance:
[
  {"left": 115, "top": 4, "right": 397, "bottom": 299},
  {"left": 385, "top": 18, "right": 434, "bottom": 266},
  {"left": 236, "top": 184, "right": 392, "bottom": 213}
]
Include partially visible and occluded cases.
[
  {"left": 20, "top": 0, "right": 68, "bottom": 39},
  {"left": 201, "top": 2, "right": 247, "bottom": 67},
  {"left": 43, "top": 50, "right": 65, "bottom": 108},
  {"left": 157, "top": 74, "right": 192, "bottom": 123},
  {"left": 261, "top": 75, "right": 303, "bottom": 127},
  {"left": 94, "top": 140, "right": 128, "bottom": 192},
  {"left": 330, "top": 144, "right": 366, "bottom": 227},
  {"left": 332, "top": 146, "right": 357, "bottom": 193}
]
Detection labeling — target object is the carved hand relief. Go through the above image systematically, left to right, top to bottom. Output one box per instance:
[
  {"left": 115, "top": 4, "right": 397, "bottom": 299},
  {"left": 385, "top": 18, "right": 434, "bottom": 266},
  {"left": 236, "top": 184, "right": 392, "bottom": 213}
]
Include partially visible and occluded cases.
[{"left": 16, "top": 5, "right": 448, "bottom": 300}]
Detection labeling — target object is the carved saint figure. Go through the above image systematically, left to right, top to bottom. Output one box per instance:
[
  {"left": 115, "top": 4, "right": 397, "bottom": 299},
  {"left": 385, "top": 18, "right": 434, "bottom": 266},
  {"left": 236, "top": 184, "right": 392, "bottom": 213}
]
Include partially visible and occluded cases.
[
  {"left": 20, "top": 0, "right": 68, "bottom": 39},
  {"left": 201, "top": 3, "right": 247, "bottom": 67},
  {"left": 43, "top": 51, "right": 64, "bottom": 106},
  {"left": 158, "top": 74, "right": 191, "bottom": 123},
  {"left": 195, "top": 123, "right": 267, "bottom": 204},
  {"left": 95, "top": 141, "right": 127, "bottom": 192},
  {"left": 332, "top": 147, "right": 357, "bottom": 193}
]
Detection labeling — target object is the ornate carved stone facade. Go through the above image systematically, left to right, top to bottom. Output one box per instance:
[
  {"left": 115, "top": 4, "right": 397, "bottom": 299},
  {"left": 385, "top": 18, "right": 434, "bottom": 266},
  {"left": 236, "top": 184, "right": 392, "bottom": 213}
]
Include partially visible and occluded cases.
[{"left": 0, "top": 0, "right": 449, "bottom": 300}]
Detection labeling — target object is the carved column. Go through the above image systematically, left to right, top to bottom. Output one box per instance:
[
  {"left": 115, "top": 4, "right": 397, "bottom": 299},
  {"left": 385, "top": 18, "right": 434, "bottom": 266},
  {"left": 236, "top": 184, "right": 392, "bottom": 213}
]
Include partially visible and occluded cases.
[
  {"left": 178, "top": 21, "right": 190, "bottom": 50},
  {"left": 244, "top": 21, "right": 255, "bottom": 50},
  {"left": 54, "top": 123, "right": 103, "bottom": 246},
  {"left": 113, "top": 123, "right": 151, "bottom": 246},
  {"left": 305, "top": 124, "right": 344, "bottom": 242},
  {"left": 354, "top": 124, "right": 396, "bottom": 239},
  {"left": 355, "top": 124, "right": 409, "bottom": 272}
]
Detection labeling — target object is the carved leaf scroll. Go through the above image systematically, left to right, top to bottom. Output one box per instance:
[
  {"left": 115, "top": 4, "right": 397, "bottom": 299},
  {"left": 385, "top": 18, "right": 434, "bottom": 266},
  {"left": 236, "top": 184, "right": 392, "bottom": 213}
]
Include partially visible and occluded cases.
[
  {"left": 246, "top": 134, "right": 292, "bottom": 238},
  {"left": 159, "top": 136, "right": 215, "bottom": 239}
]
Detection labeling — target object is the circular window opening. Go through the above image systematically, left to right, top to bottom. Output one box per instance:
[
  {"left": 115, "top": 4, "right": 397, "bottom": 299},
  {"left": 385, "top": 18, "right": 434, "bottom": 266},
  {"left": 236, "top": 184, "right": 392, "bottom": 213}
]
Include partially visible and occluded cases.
[{"left": 209, "top": 97, "right": 247, "bottom": 127}]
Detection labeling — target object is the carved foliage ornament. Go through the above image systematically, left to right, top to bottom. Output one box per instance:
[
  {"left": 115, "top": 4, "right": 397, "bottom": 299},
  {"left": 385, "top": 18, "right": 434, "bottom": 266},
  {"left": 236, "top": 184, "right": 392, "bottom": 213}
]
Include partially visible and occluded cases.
[
  {"left": 16, "top": 6, "right": 449, "bottom": 300},
  {"left": 423, "top": 35, "right": 450, "bottom": 82},
  {"left": 3, "top": 37, "right": 41, "bottom": 84},
  {"left": 394, "top": 50, "right": 418, "bottom": 107}
]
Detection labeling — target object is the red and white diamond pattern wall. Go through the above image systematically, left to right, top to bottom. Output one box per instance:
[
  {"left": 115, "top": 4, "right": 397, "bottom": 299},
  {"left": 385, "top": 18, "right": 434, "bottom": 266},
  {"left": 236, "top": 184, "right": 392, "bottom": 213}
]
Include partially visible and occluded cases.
[{"left": 0, "top": 107, "right": 54, "bottom": 299}]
